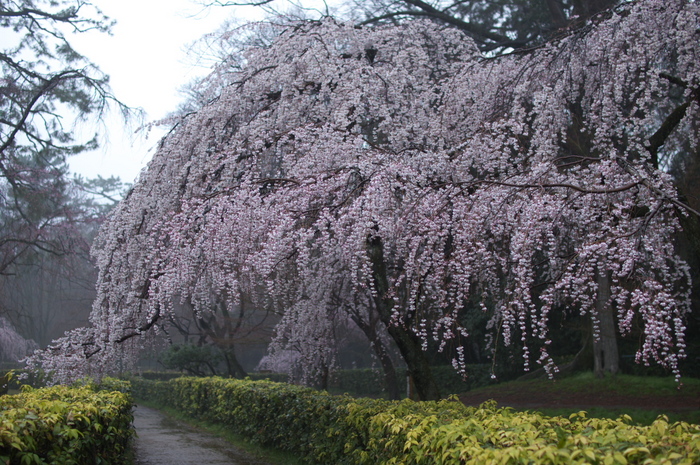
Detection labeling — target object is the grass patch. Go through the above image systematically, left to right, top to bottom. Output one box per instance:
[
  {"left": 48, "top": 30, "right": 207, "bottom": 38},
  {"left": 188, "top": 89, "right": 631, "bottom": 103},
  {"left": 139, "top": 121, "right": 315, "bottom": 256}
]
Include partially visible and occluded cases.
[
  {"left": 460, "top": 372, "right": 700, "bottom": 426},
  {"left": 463, "top": 372, "right": 700, "bottom": 398},
  {"left": 499, "top": 372, "right": 697, "bottom": 396},
  {"left": 548, "top": 372, "right": 700, "bottom": 396},
  {"left": 135, "top": 399, "right": 304, "bottom": 465}
]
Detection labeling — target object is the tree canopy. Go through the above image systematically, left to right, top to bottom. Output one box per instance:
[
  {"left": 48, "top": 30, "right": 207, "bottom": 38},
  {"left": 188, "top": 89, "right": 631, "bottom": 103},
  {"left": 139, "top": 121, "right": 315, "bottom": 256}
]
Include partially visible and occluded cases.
[
  {"left": 0, "top": 0, "right": 127, "bottom": 275},
  {"left": 25, "top": 0, "right": 699, "bottom": 395},
  {"left": 203, "top": 0, "right": 619, "bottom": 54},
  {"left": 348, "top": 0, "right": 618, "bottom": 53}
]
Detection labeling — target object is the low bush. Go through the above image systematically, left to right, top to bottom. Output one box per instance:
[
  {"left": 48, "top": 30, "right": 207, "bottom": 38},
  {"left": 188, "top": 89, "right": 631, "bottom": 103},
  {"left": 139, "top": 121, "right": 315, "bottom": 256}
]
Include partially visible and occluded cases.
[
  {"left": 158, "top": 344, "right": 223, "bottom": 376},
  {"left": 129, "top": 363, "right": 500, "bottom": 399},
  {"left": 250, "top": 364, "right": 498, "bottom": 398},
  {"left": 327, "top": 364, "right": 499, "bottom": 398},
  {"left": 428, "top": 364, "right": 498, "bottom": 395},
  {"left": 1, "top": 370, "right": 47, "bottom": 392},
  {"left": 132, "top": 370, "right": 183, "bottom": 382},
  {"left": 246, "top": 372, "right": 289, "bottom": 384},
  {"left": 131, "top": 376, "right": 700, "bottom": 464},
  {"left": 0, "top": 380, "right": 133, "bottom": 465}
]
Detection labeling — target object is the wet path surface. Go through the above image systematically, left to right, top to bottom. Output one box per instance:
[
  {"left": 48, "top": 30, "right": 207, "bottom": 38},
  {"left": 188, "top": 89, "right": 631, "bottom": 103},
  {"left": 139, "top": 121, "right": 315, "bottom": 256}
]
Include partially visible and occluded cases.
[{"left": 132, "top": 405, "right": 271, "bottom": 465}]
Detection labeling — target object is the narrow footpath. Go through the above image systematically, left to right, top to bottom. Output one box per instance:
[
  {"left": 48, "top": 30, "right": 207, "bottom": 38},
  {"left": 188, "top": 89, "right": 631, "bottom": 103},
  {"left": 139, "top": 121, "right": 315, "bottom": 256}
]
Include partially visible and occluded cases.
[{"left": 132, "top": 405, "right": 271, "bottom": 465}]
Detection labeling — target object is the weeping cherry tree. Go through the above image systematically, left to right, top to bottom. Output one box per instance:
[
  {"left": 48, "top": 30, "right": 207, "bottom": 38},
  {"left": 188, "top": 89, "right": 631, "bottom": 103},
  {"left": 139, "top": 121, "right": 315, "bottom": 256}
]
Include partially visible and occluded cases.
[{"left": 25, "top": 0, "right": 699, "bottom": 399}]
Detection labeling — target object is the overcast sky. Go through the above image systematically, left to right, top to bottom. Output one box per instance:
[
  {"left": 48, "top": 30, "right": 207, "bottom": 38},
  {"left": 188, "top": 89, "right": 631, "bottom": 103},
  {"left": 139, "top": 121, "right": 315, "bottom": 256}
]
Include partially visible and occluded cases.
[
  {"left": 68, "top": 0, "right": 240, "bottom": 183},
  {"left": 68, "top": 0, "right": 339, "bottom": 184}
]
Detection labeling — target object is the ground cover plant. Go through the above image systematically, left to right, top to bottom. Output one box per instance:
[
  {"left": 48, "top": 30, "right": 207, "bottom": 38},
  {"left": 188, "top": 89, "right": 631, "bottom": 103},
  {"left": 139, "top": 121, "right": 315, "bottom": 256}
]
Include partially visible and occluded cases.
[
  {"left": 131, "top": 375, "right": 700, "bottom": 464},
  {"left": 0, "top": 379, "right": 133, "bottom": 465}
]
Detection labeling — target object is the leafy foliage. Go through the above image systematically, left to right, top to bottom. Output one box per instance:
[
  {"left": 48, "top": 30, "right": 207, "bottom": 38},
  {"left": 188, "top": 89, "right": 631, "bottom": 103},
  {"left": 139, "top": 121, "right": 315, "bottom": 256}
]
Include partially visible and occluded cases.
[
  {"left": 0, "top": 0, "right": 129, "bottom": 276},
  {"left": 348, "top": 0, "right": 618, "bottom": 53},
  {"left": 0, "top": 1, "right": 130, "bottom": 365},
  {"left": 158, "top": 343, "right": 223, "bottom": 376},
  {"left": 132, "top": 376, "right": 700, "bottom": 464},
  {"left": 0, "top": 380, "right": 133, "bottom": 465}
]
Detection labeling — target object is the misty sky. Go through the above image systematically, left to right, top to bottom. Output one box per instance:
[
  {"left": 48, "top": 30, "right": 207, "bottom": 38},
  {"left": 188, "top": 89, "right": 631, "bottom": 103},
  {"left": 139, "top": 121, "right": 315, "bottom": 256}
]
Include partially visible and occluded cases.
[
  {"left": 68, "top": 0, "right": 233, "bottom": 183},
  {"left": 68, "top": 0, "right": 339, "bottom": 184}
]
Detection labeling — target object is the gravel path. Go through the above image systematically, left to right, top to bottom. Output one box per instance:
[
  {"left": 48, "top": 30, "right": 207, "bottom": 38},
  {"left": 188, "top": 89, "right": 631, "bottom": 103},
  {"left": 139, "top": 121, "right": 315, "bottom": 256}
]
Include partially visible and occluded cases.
[{"left": 132, "top": 405, "right": 272, "bottom": 465}]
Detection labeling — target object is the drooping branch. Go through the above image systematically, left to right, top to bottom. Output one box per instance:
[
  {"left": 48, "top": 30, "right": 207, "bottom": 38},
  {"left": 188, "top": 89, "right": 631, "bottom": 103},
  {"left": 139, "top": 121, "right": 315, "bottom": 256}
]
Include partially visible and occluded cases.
[
  {"left": 647, "top": 73, "right": 700, "bottom": 168},
  {"left": 615, "top": 158, "right": 700, "bottom": 218},
  {"left": 470, "top": 179, "right": 641, "bottom": 195},
  {"left": 114, "top": 307, "right": 162, "bottom": 344}
]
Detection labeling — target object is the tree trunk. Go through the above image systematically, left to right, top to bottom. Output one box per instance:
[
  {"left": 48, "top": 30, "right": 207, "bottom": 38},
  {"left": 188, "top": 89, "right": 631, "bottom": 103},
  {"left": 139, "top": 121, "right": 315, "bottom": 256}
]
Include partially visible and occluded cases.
[
  {"left": 366, "top": 233, "right": 441, "bottom": 400},
  {"left": 593, "top": 270, "right": 619, "bottom": 378},
  {"left": 351, "top": 314, "right": 402, "bottom": 400},
  {"left": 385, "top": 324, "right": 441, "bottom": 400},
  {"left": 222, "top": 345, "right": 248, "bottom": 379},
  {"left": 318, "top": 364, "right": 329, "bottom": 391}
]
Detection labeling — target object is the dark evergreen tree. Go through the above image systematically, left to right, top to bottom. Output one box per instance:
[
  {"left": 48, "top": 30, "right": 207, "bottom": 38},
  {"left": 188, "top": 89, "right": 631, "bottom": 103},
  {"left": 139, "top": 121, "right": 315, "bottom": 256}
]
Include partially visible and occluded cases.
[{"left": 0, "top": 0, "right": 129, "bottom": 274}]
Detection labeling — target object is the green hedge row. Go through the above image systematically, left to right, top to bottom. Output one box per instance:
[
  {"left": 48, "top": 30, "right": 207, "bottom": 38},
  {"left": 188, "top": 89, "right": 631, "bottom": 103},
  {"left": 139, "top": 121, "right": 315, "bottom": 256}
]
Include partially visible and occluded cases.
[
  {"left": 135, "top": 363, "right": 497, "bottom": 398},
  {"left": 250, "top": 364, "right": 498, "bottom": 398},
  {"left": 310, "top": 365, "right": 496, "bottom": 397},
  {"left": 132, "top": 371, "right": 184, "bottom": 382},
  {"left": 131, "top": 376, "right": 700, "bottom": 464},
  {"left": 0, "top": 379, "right": 133, "bottom": 465}
]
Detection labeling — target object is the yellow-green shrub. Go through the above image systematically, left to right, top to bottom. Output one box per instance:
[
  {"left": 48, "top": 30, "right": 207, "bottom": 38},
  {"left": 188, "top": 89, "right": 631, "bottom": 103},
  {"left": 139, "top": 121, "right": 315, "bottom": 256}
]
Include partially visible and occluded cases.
[
  {"left": 131, "top": 376, "right": 700, "bottom": 464},
  {"left": 0, "top": 382, "right": 133, "bottom": 465},
  {"left": 359, "top": 401, "right": 700, "bottom": 464}
]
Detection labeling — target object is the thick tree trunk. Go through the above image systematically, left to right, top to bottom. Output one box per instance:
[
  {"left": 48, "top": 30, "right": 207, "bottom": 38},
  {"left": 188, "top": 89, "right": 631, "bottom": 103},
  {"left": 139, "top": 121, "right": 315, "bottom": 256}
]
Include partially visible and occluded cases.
[
  {"left": 572, "top": 0, "right": 617, "bottom": 19},
  {"left": 366, "top": 234, "right": 441, "bottom": 400},
  {"left": 593, "top": 270, "right": 619, "bottom": 378},
  {"left": 351, "top": 314, "right": 402, "bottom": 400},
  {"left": 385, "top": 324, "right": 441, "bottom": 400},
  {"left": 373, "top": 337, "right": 401, "bottom": 400},
  {"left": 222, "top": 345, "right": 248, "bottom": 379},
  {"left": 314, "top": 364, "right": 330, "bottom": 391}
]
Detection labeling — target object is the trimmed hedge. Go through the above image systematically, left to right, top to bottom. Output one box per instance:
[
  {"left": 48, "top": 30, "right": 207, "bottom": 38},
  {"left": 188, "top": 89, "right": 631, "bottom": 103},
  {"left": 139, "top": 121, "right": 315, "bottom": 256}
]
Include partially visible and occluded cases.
[
  {"left": 134, "top": 363, "right": 498, "bottom": 398},
  {"left": 248, "top": 364, "right": 498, "bottom": 398},
  {"left": 132, "top": 371, "right": 185, "bottom": 382},
  {"left": 246, "top": 372, "right": 289, "bottom": 384},
  {"left": 131, "top": 376, "right": 700, "bottom": 464},
  {"left": 0, "top": 380, "right": 133, "bottom": 465}
]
